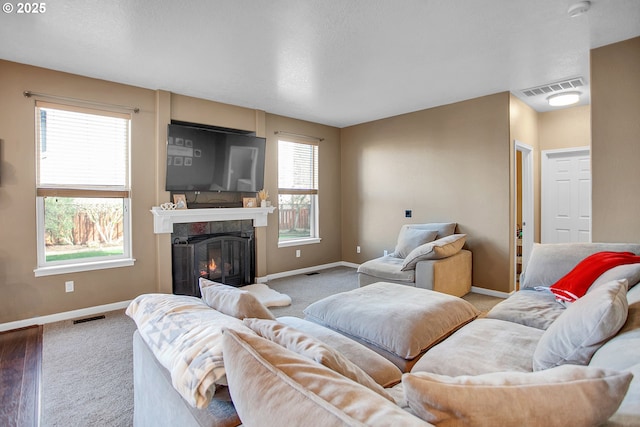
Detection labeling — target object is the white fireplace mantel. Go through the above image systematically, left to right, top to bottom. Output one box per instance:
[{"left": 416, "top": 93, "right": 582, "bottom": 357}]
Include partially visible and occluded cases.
[{"left": 151, "top": 206, "right": 276, "bottom": 233}]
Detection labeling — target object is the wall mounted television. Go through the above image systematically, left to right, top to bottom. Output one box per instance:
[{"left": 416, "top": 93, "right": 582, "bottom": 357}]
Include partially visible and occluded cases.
[{"left": 165, "top": 122, "right": 266, "bottom": 193}]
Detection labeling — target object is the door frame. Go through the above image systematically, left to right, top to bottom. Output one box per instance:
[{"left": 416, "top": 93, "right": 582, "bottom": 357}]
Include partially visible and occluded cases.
[
  {"left": 514, "top": 140, "right": 534, "bottom": 290},
  {"left": 541, "top": 146, "right": 591, "bottom": 243}
]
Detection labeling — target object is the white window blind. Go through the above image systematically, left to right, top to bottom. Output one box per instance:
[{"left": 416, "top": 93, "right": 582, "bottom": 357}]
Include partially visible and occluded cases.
[
  {"left": 36, "top": 101, "right": 130, "bottom": 191},
  {"left": 278, "top": 140, "right": 318, "bottom": 192}
]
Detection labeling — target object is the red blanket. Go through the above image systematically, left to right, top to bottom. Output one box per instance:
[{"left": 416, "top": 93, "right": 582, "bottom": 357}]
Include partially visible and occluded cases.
[{"left": 551, "top": 251, "right": 640, "bottom": 303}]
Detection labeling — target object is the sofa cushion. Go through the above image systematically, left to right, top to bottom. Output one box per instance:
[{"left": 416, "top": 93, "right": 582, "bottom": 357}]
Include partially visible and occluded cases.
[
  {"left": 393, "top": 228, "right": 438, "bottom": 258},
  {"left": 401, "top": 234, "right": 467, "bottom": 271},
  {"left": 520, "top": 242, "right": 640, "bottom": 290},
  {"left": 549, "top": 251, "right": 640, "bottom": 303},
  {"left": 357, "top": 256, "right": 415, "bottom": 283},
  {"left": 589, "top": 263, "right": 640, "bottom": 292},
  {"left": 199, "top": 278, "right": 275, "bottom": 320},
  {"left": 533, "top": 279, "right": 629, "bottom": 371},
  {"left": 304, "top": 282, "right": 478, "bottom": 360},
  {"left": 590, "top": 284, "right": 640, "bottom": 372},
  {"left": 590, "top": 284, "right": 640, "bottom": 424},
  {"left": 485, "top": 289, "right": 565, "bottom": 330},
  {"left": 276, "top": 316, "right": 402, "bottom": 387},
  {"left": 242, "top": 318, "right": 394, "bottom": 401},
  {"left": 411, "top": 318, "right": 543, "bottom": 376},
  {"left": 221, "top": 328, "right": 430, "bottom": 427},
  {"left": 403, "top": 365, "right": 632, "bottom": 427}
]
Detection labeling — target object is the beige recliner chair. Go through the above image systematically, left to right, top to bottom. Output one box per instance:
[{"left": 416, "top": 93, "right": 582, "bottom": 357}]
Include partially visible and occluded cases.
[{"left": 357, "top": 223, "right": 472, "bottom": 297}]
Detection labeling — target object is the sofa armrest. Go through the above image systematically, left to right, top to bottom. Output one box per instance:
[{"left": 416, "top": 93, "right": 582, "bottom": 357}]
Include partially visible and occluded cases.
[
  {"left": 415, "top": 249, "right": 472, "bottom": 297},
  {"left": 132, "top": 331, "right": 241, "bottom": 427}
]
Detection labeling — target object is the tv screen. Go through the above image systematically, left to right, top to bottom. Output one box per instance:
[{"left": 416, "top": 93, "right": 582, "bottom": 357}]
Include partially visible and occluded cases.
[{"left": 165, "top": 123, "right": 266, "bottom": 192}]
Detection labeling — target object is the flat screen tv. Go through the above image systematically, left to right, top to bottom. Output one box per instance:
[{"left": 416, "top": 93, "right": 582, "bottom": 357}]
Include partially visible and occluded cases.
[{"left": 165, "top": 122, "right": 266, "bottom": 192}]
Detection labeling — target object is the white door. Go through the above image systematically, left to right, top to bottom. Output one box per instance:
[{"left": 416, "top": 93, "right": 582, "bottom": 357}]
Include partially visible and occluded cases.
[{"left": 542, "top": 147, "right": 591, "bottom": 243}]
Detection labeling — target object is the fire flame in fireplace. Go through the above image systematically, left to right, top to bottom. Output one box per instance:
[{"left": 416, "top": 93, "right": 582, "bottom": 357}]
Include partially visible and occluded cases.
[{"left": 209, "top": 258, "right": 218, "bottom": 272}]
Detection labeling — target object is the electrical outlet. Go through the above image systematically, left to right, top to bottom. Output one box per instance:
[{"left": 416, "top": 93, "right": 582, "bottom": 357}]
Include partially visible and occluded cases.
[
  {"left": 405, "top": 209, "right": 412, "bottom": 218},
  {"left": 356, "top": 246, "right": 361, "bottom": 254},
  {"left": 296, "top": 249, "right": 301, "bottom": 258},
  {"left": 65, "top": 281, "right": 74, "bottom": 292}
]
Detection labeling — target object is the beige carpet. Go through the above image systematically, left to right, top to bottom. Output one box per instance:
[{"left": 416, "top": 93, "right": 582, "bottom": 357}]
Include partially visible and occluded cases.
[
  {"left": 39, "top": 266, "right": 502, "bottom": 425},
  {"left": 268, "top": 266, "right": 503, "bottom": 317},
  {"left": 41, "top": 310, "right": 136, "bottom": 427}
]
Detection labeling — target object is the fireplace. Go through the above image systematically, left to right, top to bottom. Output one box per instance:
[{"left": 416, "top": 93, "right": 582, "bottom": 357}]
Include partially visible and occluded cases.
[{"left": 172, "top": 230, "right": 255, "bottom": 297}]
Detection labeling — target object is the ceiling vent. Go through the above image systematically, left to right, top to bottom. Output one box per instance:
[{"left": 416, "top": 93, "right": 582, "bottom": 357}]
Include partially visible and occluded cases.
[{"left": 521, "top": 77, "right": 585, "bottom": 97}]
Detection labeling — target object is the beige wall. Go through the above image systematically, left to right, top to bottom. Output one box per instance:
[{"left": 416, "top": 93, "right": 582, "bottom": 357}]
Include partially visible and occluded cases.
[
  {"left": 591, "top": 36, "right": 640, "bottom": 242},
  {"left": 0, "top": 60, "right": 341, "bottom": 324},
  {"left": 0, "top": 61, "right": 159, "bottom": 323},
  {"left": 341, "top": 93, "right": 513, "bottom": 293},
  {"left": 508, "top": 95, "right": 539, "bottom": 290},
  {"left": 509, "top": 95, "right": 540, "bottom": 244},
  {"left": 538, "top": 105, "right": 590, "bottom": 151},
  {"left": 264, "top": 114, "right": 343, "bottom": 273}
]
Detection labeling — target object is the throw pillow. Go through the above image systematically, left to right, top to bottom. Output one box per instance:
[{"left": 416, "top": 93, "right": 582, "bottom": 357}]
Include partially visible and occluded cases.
[
  {"left": 393, "top": 228, "right": 438, "bottom": 259},
  {"left": 401, "top": 234, "right": 467, "bottom": 271},
  {"left": 549, "top": 251, "right": 640, "bottom": 303},
  {"left": 199, "top": 278, "right": 275, "bottom": 320},
  {"left": 533, "top": 279, "right": 628, "bottom": 371},
  {"left": 276, "top": 316, "right": 403, "bottom": 388},
  {"left": 243, "top": 318, "right": 394, "bottom": 401},
  {"left": 221, "top": 328, "right": 430, "bottom": 427},
  {"left": 403, "top": 365, "right": 632, "bottom": 427}
]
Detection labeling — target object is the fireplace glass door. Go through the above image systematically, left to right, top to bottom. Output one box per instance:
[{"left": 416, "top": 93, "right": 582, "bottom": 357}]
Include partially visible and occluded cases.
[{"left": 172, "top": 233, "right": 253, "bottom": 296}]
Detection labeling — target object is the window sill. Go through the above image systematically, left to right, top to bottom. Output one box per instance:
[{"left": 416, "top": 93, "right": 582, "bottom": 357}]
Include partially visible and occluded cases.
[
  {"left": 278, "top": 238, "right": 321, "bottom": 248},
  {"left": 34, "top": 258, "right": 136, "bottom": 277}
]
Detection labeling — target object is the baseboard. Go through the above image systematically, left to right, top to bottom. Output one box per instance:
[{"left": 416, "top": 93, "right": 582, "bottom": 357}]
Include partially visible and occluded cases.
[
  {"left": 256, "top": 261, "right": 357, "bottom": 283},
  {"left": 470, "top": 286, "right": 511, "bottom": 299},
  {"left": 0, "top": 300, "right": 131, "bottom": 332}
]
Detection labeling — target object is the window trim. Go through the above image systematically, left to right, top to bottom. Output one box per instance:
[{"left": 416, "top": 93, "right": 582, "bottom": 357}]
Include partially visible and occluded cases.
[
  {"left": 33, "top": 101, "right": 134, "bottom": 276},
  {"left": 277, "top": 138, "right": 320, "bottom": 246},
  {"left": 34, "top": 197, "right": 134, "bottom": 277},
  {"left": 277, "top": 237, "right": 321, "bottom": 248},
  {"left": 34, "top": 258, "right": 136, "bottom": 277}
]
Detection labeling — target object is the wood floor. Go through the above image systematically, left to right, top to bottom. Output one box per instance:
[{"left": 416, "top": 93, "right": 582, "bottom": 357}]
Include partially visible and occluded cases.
[{"left": 0, "top": 325, "right": 42, "bottom": 427}]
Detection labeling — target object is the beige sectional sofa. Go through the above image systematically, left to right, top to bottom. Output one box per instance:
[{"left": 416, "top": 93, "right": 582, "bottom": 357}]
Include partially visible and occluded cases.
[{"left": 130, "top": 242, "right": 640, "bottom": 426}]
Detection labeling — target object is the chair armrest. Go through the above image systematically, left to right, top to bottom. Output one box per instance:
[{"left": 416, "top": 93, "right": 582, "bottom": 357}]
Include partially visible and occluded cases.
[{"left": 415, "top": 249, "right": 472, "bottom": 297}]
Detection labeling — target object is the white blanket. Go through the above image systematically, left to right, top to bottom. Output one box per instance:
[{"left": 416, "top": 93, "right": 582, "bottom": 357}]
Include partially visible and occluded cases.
[
  {"left": 239, "top": 283, "right": 292, "bottom": 307},
  {"left": 126, "top": 293, "right": 253, "bottom": 409}
]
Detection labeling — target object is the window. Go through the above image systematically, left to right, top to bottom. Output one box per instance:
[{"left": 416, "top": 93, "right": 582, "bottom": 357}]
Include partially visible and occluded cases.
[
  {"left": 34, "top": 101, "right": 134, "bottom": 276},
  {"left": 277, "top": 139, "right": 319, "bottom": 247}
]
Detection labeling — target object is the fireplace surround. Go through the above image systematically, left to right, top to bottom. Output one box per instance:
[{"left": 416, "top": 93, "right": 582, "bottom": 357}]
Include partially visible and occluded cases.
[
  {"left": 150, "top": 205, "right": 275, "bottom": 295},
  {"left": 172, "top": 230, "right": 255, "bottom": 296}
]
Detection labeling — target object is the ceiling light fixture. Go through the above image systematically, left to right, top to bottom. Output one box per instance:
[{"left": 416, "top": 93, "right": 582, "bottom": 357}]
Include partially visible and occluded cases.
[
  {"left": 568, "top": 1, "right": 591, "bottom": 18},
  {"left": 547, "top": 91, "right": 581, "bottom": 107}
]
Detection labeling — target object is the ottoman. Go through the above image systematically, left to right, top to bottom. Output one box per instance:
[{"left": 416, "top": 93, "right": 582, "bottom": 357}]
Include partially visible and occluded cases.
[{"left": 303, "top": 281, "right": 479, "bottom": 371}]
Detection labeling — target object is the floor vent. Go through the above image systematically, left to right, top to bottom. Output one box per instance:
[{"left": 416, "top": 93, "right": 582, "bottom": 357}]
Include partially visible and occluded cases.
[
  {"left": 521, "top": 77, "right": 585, "bottom": 97},
  {"left": 305, "top": 272, "right": 320, "bottom": 276},
  {"left": 73, "top": 315, "right": 106, "bottom": 324}
]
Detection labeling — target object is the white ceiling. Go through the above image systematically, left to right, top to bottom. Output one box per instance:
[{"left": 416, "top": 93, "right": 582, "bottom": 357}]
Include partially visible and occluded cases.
[{"left": 1, "top": 0, "right": 639, "bottom": 128}]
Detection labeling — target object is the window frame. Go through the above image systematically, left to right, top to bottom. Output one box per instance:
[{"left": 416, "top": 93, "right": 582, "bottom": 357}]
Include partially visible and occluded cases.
[
  {"left": 33, "top": 101, "right": 135, "bottom": 277},
  {"left": 277, "top": 138, "right": 320, "bottom": 248}
]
